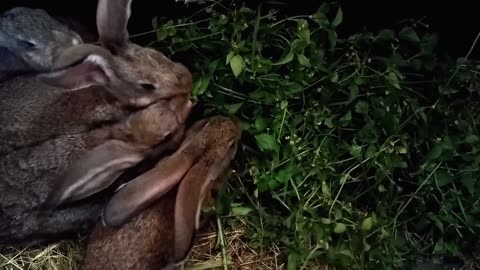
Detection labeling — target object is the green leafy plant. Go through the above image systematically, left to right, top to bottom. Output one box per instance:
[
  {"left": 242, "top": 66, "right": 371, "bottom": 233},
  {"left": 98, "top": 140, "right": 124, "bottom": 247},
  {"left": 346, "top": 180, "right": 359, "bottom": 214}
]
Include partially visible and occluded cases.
[{"left": 149, "top": 1, "right": 480, "bottom": 269}]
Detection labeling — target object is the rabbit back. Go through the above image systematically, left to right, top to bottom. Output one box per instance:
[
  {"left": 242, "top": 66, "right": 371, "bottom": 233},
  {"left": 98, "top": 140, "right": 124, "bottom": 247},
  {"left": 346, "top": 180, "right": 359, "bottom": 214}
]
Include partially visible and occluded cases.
[
  {"left": 0, "top": 76, "right": 127, "bottom": 156},
  {"left": 0, "top": 133, "right": 104, "bottom": 245},
  {"left": 82, "top": 191, "right": 176, "bottom": 270}
]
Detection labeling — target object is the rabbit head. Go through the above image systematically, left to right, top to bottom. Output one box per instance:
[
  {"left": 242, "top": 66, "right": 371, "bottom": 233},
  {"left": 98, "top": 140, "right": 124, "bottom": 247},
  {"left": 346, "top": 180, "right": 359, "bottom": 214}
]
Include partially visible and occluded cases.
[
  {"left": 39, "top": 0, "right": 192, "bottom": 107},
  {"left": 0, "top": 7, "right": 83, "bottom": 72},
  {"left": 45, "top": 94, "right": 193, "bottom": 208},
  {"left": 80, "top": 116, "right": 242, "bottom": 270}
]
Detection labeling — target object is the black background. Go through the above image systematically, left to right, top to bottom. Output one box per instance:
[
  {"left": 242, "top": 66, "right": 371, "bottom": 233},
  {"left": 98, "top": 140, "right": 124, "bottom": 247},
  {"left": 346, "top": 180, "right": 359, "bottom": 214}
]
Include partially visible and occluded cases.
[{"left": 0, "top": 0, "right": 478, "bottom": 58}]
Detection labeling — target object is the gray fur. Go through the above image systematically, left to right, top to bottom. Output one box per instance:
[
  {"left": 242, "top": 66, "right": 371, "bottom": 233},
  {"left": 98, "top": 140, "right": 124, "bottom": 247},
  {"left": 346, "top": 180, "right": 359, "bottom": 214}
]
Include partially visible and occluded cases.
[
  {"left": 0, "top": 7, "right": 83, "bottom": 80},
  {"left": 0, "top": 133, "right": 104, "bottom": 245}
]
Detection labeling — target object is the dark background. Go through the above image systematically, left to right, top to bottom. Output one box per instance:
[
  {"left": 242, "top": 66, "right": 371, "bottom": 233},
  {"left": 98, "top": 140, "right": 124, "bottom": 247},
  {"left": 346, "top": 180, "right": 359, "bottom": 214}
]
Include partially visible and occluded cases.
[{"left": 0, "top": 0, "right": 478, "bottom": 59}]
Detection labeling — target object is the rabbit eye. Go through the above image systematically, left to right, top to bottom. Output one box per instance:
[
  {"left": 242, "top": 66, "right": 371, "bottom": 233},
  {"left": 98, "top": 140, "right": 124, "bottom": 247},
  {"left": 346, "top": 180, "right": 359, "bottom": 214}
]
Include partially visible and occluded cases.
[{"left": 139, "top": 83, "right": 156, "bottom": 91}]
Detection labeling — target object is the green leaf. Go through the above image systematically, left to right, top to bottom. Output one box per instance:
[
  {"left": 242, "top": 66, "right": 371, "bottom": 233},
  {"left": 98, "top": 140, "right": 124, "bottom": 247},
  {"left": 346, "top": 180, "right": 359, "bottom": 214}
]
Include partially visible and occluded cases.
[
  {"left": 239, "top": 7, "right": 255, "bottom": 14},
  {"left": 331, "top": 7, "right": 343, "bottom": 27},
  {"left": 297, "top": 19, "right": 311, "bottom": 44},
  {"left": 398, "top": 27, "right": 420, "bottom": 43},
  {"left": 377, "top": 29, "right": 395, "bottom": 41},
  {"left": 328, "top": 30, "right": 337, "bottom": 50},
  {"left": 291, "top": 39, "right": 309, "bottom": 53},
  {"left": 273, "top": 50, "right": 294, "bottom": 65},
  {"left": 226, "top": 51, "right": 235, "bottom": 65},
  {"left": 297, "top": 54, "right": 311, "bottom": 67},
  {"left": 230, "top": 55, "right": 244, "bottom": 78},
  {"left": 330, "top": 71, "right": 339, "bottom": 83},
  {"left": 387, "top": 72, "right": 401, "bottom": 89},
  {"left": 192, "top": 76, "right": 211, "bottom": 97},
  {"left": 348, "top": 84, "right": 359, "bottom": 102},
  {"left": 354, "top": 100, "right": 369, "bottom": 114},
  {"left": 224, "top": 102, "right": 243, "bottom": 114},
  {"left": 339, "top": 111, "right": 352, "bottom": 126},
  {"left": 254, "top": 117, "right": 268, "bottom": 131},
  {"left": 324, "top": 117, "right": 334, "bottom": 128},
  {"left": 255, "top": 133, "right": 278, "bottom": 151},
  {"left": 465, "top": 135, "right": 479, "bottom": 144},
  {"left": 350, "top": 144, "right": 362, "bottom": 158},
  {"left": 426, "top": 144, "right": 443, "bottom": 161},
  {"left": 365, "top": 145, "right": 377, "bottom": 159},
  {"left": 388, "top": 154, "right": 407, "bottom": 168},
  {"left": 276, "top": 162, "right": 296, "bottom": 183},
  {"left": 435, "top": 170, "right": 453, "bottom": 187},
  {"left": 461, "top": 173, "right": 475, "bottom": 195},
  {"left": 321, "top": 181, "right": 330, "bottom": 196},
  {"left": 231, "top": 206, "right": 253, "bottom": 216},
  {"left": 334, "top": 208, "right": 343, "bottom": 220},
  {"left": 320, "top": 217, "right": 332, "bottom": 224},
  {"left": 361, "top": 217, "right": 373, "bottom": 231},
  {"left": 432, "top": 217, "right": 444, "bottom": 233},
  {"left": 334, "top": 223, "right": 347, "bottom": 234},
  {"left": 363, "top": 238, "right": 371, "bottom": 252},
  {"left": 287, "top": 253, "right": 299, "bottom": 270}
]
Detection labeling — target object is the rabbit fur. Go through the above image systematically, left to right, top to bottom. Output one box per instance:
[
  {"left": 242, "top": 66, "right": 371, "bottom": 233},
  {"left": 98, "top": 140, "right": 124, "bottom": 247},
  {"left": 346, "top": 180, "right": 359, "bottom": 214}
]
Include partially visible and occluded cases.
[
  {"left": 0, "top": 0, "right": 192, "bottom": 157},
  {"left": 0, "top": 0, "right": 192, "bottom": 246},
  {"left": 0, "top": 7, "right": 83, "bottom": 81},
  {"left": 0, "top": 94, "right": 191, "bottom": 246},
  {"left": 80, "top": 115, "right": 242, "bottom": 270}
]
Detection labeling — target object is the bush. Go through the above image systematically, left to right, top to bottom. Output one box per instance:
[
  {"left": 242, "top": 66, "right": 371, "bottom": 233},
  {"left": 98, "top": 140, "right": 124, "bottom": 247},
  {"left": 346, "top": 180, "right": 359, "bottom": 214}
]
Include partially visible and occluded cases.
[{"left": 151, "top": 1, "right": 480, "bottom": 269}]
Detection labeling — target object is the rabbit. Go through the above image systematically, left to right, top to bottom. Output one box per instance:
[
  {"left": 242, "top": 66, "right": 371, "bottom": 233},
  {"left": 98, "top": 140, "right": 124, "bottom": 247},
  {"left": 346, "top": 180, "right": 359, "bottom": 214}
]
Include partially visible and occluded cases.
[
  {"left": 0, "top": 0, "right": 192, "bottom": 156},
  {"left": 0, "top": 0, "right": 194, "bottom": 246},
  {"left": 0, "top": 7, "right": 84, "bottom": 81},
  {"left": 0, "top": 91, "right": 192, "bottom": 246},
  {"left": 78, "top": 115, "right": 242, "bottom": 270}
]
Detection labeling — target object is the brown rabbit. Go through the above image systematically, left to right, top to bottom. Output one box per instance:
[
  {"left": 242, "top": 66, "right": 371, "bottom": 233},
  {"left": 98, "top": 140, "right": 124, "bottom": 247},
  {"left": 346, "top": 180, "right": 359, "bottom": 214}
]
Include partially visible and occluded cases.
[
  {"left": 0, "top": 0, "right": 191, "bottom": 156},
  {"left": 0, "top": 0, "right": 196, "bottom": 246},
  {"left": 0, "top": 93, "right": 191, "bottom": 246},
  {"left": 44, "top": 93, "right": 192, "bottom": 208},
  {"left": 79, "top": 116, "right": 242, "bottom": 270}
]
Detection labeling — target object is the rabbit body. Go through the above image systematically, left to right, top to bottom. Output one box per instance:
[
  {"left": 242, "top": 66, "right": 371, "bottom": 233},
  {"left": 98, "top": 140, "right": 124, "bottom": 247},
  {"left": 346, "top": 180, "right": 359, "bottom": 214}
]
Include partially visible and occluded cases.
[
  {"left": 0, "top": 0, "right": 193, "bottom": 246},
  {"left": 0, "top": 76, "right": 125, "bottom": 156},
  {"left": 0, "top": 94, "right": 191, "bottom": 246},
  {"left": 81, "top": 116, "right": 242, "bottom": 270},
  {"left": 0, "top": 133, "right": 103, "bottom": 246}
]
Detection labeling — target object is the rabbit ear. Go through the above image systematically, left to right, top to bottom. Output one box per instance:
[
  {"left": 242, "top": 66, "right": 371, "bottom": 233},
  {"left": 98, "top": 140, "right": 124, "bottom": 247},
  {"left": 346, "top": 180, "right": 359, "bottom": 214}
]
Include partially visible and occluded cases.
[
  {"left": 96, "top": 0, "right": 132, "bottom": 52},
  {"left": 37, "top": 44, "right": 115, "bottom": 90},
  {"left": 101, "top": 123, "right": 209, "bottom": 227},
  {"left": 172, "top": 137, "right": 239, "bottom": 263},
  {"left": 45, "top": 140, "right": 144, "bottom": 208},
  {"left": 101, "top": 148, "right": 197, "bottom": 227}
]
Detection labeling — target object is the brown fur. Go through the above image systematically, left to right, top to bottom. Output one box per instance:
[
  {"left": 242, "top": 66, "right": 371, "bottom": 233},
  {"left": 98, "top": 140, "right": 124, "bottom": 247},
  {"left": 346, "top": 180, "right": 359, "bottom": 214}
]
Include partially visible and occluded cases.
[
  {"left": 0, "top": 0, "right": 192, "bottom": 245},
  {"left": 81, "top": 116, "right": 242, "bottom": 270},
  {"left": 83, "top": 191, "right": 176, "bottom": 270}
]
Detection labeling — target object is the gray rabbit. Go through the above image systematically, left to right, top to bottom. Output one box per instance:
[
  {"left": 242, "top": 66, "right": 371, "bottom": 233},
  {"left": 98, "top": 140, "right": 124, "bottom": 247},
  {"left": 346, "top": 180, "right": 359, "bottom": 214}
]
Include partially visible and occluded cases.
[
  {"left": 0, "top": 0, "right": 192, "bottom": 246},
  {"left": 0, "top": 7, "right": 83, "bottom": 81}
]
